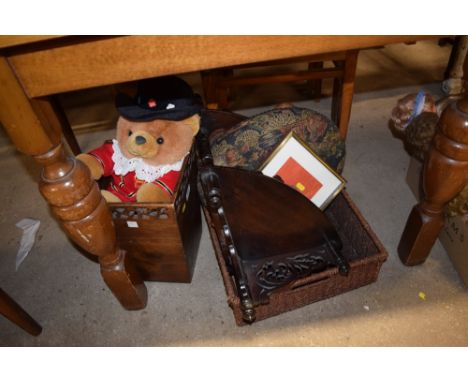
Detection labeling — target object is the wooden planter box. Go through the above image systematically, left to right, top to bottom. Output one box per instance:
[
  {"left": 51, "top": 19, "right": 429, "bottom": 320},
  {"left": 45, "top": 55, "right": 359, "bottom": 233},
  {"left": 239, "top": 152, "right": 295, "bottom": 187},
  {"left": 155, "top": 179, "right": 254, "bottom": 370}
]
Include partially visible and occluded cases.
[{"left": 107, "top": 146, "right": 202, "bottom": 282}]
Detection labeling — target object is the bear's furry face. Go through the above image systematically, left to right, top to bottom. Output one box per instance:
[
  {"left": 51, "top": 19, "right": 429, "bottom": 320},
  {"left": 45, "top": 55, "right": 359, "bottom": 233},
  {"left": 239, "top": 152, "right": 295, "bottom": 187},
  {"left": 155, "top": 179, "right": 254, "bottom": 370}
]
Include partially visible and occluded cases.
[{"left": 116, "top": 114, "right": 200, "bottom": 166}]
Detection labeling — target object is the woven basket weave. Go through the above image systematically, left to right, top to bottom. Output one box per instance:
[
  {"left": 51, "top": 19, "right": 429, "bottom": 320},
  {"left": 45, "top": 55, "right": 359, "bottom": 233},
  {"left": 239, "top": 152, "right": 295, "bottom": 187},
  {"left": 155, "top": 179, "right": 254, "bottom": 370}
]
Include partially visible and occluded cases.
[{"left": 203, "top": 191, "right": 388, "bottom": 325}]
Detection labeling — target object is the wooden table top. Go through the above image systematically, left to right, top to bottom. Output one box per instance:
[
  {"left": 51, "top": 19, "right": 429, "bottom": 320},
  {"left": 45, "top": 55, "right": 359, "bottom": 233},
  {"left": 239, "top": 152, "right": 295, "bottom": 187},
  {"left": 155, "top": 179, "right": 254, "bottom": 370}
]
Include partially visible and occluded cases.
[{"left": 1, "top": 35, "right": 436, "bottom": 98}]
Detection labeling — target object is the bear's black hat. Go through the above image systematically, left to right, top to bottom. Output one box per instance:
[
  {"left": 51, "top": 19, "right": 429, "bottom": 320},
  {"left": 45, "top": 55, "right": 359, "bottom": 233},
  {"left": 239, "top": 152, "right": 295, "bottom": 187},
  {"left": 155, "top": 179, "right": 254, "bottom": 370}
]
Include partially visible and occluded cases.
[{"left": 115, "top": 76, "right": 202, "bottom": 122}]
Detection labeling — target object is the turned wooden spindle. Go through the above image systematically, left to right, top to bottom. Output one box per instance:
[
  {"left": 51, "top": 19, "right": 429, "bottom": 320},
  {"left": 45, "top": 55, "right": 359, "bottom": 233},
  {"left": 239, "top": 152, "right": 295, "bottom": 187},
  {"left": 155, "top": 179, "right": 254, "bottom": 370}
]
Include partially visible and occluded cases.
[
  {"left": 0, "top": 56, "right": 147, "bottom": 310},
  {"left": 398, "top": 95, "right": 468, "bottom": 265},
  {"left": 35, "top": 143, "right": 147, "bottom": 309}
]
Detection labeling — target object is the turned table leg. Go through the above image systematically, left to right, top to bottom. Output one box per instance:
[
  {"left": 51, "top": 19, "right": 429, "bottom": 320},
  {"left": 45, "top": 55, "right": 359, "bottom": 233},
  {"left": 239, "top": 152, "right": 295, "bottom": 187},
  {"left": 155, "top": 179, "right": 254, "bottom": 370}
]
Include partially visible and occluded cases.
[
  {"left": 0, "top": 57, "right": 147, "bottom": 310},
  {"left": 398, "top": 96, "right": 468, "bottom": 265},
  {"left": 0, "top": 288, "right": 42, "bottom": 336}
]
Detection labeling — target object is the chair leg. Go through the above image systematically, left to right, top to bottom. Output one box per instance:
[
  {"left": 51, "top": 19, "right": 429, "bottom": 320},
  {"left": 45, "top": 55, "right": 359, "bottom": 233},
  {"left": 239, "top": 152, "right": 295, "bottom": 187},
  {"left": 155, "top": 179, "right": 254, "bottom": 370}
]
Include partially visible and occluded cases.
[
  {"left": 337, "top": 50, "right": 359, "bottom": 139},
  {"left": 307, "top": 61, "right": 323, "bottom": 101},
  {"left": 201, "top": 69, "right": 233, "bottom": 110},
  {"left": 216, "top": 69, "right": 233, "bottom": 109},
  {"left": 201, "top": 70, "right": 219, "bottom": 109},
  {"left": 331, "top": 75, "right": 343, "bottom": 128},
  {"left": 0, "top": 288, "right": 42, "bottom": 336}
]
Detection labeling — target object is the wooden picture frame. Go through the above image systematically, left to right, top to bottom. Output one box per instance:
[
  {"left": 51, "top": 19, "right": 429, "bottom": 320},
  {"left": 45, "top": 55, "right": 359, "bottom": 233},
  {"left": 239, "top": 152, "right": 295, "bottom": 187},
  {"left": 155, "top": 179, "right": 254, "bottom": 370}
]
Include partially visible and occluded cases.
[{"left": 259, "top": 132, "right": 346, "bottom": 209}]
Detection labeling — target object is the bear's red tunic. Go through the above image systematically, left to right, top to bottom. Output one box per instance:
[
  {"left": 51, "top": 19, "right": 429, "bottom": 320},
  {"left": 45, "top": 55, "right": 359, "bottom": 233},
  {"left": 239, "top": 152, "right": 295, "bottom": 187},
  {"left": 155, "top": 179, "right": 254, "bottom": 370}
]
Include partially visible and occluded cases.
[{"left": 89, "top": 141, "right": 180, "bottom": 202}]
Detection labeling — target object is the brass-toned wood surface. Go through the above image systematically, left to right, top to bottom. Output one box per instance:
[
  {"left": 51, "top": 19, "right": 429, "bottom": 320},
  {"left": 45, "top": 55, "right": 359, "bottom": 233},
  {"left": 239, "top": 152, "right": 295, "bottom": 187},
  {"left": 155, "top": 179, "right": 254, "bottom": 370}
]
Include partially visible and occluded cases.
[
  {"left": 4, "top": 35, "right": 430, "bottom": 97},
  {"left": 398, "top": 95, "right": 468, "bottom": 265},
  {"left": 0, "top": 287, "right": 42, "bottom": 336}
]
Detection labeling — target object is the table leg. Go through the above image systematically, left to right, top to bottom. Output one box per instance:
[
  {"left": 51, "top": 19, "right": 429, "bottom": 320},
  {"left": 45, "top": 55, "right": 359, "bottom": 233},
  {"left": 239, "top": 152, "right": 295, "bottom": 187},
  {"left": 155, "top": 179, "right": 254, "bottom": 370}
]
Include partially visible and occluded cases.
[
  {"left": 0, "top": 57, "right": 147, "bottom": 310},
  {"left": 201, "top": 69, "right": 232, "bottom": 110},
  {"left": 33, "top": 95, "right": 82, "bottom": 155},
  {"left": 398, "top": 96, "right": 468, "bottom": 265},
  {"left": 0, "top": 288, "right": 42, "bottom": 336}
]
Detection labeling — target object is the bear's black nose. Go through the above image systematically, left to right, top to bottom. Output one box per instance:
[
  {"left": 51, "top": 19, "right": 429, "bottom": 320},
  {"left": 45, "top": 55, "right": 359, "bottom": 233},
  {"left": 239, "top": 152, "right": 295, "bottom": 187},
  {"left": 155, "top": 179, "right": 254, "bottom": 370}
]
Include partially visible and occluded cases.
[{"left": 135, "top": 136, "right": 146, "bottom": 145}]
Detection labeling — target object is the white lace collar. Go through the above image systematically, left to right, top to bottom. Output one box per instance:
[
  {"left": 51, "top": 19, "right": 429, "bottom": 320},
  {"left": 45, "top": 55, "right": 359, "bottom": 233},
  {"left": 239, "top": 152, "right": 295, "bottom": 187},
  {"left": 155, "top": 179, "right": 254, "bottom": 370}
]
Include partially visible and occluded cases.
[{"left": 111, "top": 139, "right": 186, "bottom": 183}]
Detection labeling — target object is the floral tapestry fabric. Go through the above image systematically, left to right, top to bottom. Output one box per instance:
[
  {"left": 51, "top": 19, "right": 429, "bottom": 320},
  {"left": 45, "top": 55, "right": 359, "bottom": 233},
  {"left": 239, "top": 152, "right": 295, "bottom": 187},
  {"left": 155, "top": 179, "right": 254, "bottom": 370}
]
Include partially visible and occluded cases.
[{"left": 209, "top": 106, "right": 346, "bottom": 173}]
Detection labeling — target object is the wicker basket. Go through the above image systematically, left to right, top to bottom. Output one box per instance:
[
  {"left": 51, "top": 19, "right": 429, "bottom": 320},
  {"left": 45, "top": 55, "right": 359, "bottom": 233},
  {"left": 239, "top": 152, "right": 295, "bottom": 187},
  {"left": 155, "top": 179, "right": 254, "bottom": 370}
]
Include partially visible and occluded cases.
[{"left": 203, "top": 190, "right": 388, "bottom": 325}]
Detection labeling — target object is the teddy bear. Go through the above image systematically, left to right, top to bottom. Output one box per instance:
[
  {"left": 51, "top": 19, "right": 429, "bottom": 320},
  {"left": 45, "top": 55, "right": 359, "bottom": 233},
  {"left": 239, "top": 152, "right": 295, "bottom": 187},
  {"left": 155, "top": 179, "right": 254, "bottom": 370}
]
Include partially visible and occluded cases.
[{"left": 77, "top": 76, "right": 201, "bottom": 203}]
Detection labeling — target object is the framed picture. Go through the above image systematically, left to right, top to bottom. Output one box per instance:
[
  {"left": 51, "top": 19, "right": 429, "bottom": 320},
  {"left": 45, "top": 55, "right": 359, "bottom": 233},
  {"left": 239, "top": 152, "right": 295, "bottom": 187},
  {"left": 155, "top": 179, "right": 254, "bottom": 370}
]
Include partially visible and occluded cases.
[{"left": 259, "top": 132, "right": 346, "bottom": 210}]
